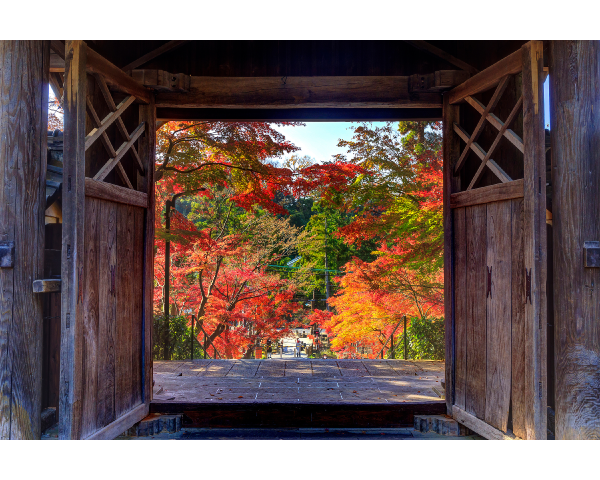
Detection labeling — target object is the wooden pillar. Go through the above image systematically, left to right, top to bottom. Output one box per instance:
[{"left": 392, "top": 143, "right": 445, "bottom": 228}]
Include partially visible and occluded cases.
[
  {"left": 0, "top": 40, "right": 50, "bottom": 439},
  {"left": 549, "top": 40, "right": 600, "bottom": 440}
]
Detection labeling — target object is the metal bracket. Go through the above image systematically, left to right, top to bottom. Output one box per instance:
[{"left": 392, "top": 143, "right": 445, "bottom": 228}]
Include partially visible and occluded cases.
[
  {"left": 0, "top": 241, "right": 15, "bottom": 268},
  {"left": 584, "top": 241, "right": 600, "bottom": 268},
  {"left": 486, "top": 266, "right": 492, "bottom": 298},
  {"left": 525, "top": 268, "right": 532, "bottom": 304}
]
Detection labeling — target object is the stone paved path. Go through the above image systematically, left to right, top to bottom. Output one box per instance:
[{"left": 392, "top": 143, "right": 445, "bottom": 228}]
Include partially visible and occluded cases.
[{"left": 153, "top": 359, "right": 445, "bottom": 404}]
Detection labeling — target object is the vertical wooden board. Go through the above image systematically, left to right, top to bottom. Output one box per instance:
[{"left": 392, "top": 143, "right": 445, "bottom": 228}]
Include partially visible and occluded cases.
[
  {"left": 522, "top": 41, "right": 547, "bottom": 439},
  {"left": 80, "top": 197, "right": 100, "bottom": 438},
  {"left": 511, "top": 197, "right": 526, "bottom": 438},
  {"left": 96, "top": 200, "right": 117, "bottom": 428},
  {"left": 485, "top": 200, "right": 512, "bottom": 432},
  {"left": 465, "top": 203, "right": 487, "bottom": 419},
  {"left": 115, "top": 204, "right": 134, "bottom": 417},
  {"left": 131, "top": 206, "right": 144, "bottom": 406},
  {"left": 453, "top": 207, "right": 467, "bottom": 409}
]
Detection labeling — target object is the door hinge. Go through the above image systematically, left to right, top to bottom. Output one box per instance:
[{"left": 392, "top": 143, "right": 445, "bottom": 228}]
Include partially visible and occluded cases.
[
  {"left": 487, "top": 266, "right": 492, "bottom": 299},
  {"left": 525, "top": 268, "right": 532, "bottom": 304}
]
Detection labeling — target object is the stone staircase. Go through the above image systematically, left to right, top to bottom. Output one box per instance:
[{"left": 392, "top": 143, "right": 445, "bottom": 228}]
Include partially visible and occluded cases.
[
  {"left": 126, "top": 414, "right": 183, "bottom": 437},
  {"left": 413, "top": 414, "right": 472, "bottom": 436}
]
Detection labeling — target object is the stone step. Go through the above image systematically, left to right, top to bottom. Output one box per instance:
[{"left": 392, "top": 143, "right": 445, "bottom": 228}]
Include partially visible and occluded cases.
[
  {"left": 126, "top": 414, "right": 182, "bottom": 437},
  {"left": 413, "top": 414, "right": 471, "bottom": 436}
]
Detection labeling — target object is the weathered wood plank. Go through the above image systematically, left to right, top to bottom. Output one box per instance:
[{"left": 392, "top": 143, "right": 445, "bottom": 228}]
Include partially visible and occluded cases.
[
  {"left": 0, "top": 40, "right": 49, "bottom": 439},
  {"left": 60, "top": 40, "right": 87, "bottom": 440},
  {"left": 521, "top": 40, "right": 547, "bottom": 440},
  {"left": 550, "top": 40, "right": 600, "bottom": 440},
  {"left": 121, "top": 41, "right": 188, "bottom": 73},
  {"left": 404, "top": 41, "right": 479, "bottom": 75},
  {"left": 86, "top": 47, "right": 152, "bottom": 104},
  {"left": 449, "top": 48, "right": 523, "bottom": 104},
  {"left": 155, "top": 76, "right": 442, "bottom": 109},
  {"left": 442, "top": 94, "right": 461, "bottom": 414},
  {"left": 84, "top": 96, "right": 135, "bottom": 151},
  {"left": 93, "top": 122, "right": 145, "bottom": 182},
  {"left": 84, "top": 178, "right": 148, "bottom": 208},
  {"left": 450, "top": 179, "right": 524, "bottom": 209},
  {"left": 81, "top": 197, "right": 100, "bottom": 438},
  {"left": 511, "top": 198, "right": 526, "bottom": 438},
  {"left": 97, "top": 200, "right": 117, "bottom": 429},
  {"left": 484, "top": 200, "right": 512, "bottom": 432},
  {"left": 465, "top": 204, "right": 487, "bottom": 420},
  {"left": 132, "top": 207, "right": 145, "bottom": 406},
  {"left": 453, "top": 207, "right": 467, "bottom": 410},
  {"left": 33, "top": 279, "right": 61, "bottom": 293},
  {"left": 85, "top": 402, "right": 148, "bottom": 440},
  {"left": 453, "top": 405, "right": 520, "bottom": 440}
]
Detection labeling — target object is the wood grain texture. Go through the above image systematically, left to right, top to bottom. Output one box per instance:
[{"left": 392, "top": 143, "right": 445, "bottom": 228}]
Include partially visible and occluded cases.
[
  {"left": 0, "top": 40, "right": 49, "bottom": 439},
  {"left": 550, "top": 40, "right": 600, "bottom": 440},
  {"left": 60, "top": 41, "right": 87, "bottom": 440},
  {"left": 521, "top": 41, "right": 547, "bottom": 439},
  {"left": 449, "top": 48, "right": 522, "bottom": 104},
  {"left": 156, "top": 76, "right": 442, "bottom": 109},
  {"left": 442, "top": 94, "right": 461, "bottom": 414},
  {"left": 84, "top": 177, "right": 148, "bottom": 208},
  {"left": 450, "top": 179, "right": 523, "bottom": 209},
  {"left": 511, "top": 198, "right": 526, "bottom": 438},
  {"left": 484, "top": 200, "right": 512, "bottom": 432},
  {"left": 465, "top": 204, "right": 487, "bottom": 419},
  {"left": 132, "top": 207, "right": 144, "bottom": 407},
  {"left": 453, "top": 207, "right": 467, "bottom": 410},
  {"left": 33, "top": 279, "right": 61, "bottom": 292},
  {"left": 85, "top": 402, "right": 148, "bottom": 440},
  {"left": 453, "top": 405, "right": 520, "bottom": 440}
]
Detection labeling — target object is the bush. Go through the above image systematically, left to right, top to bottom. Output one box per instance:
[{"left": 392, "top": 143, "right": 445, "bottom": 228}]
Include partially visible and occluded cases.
[
  {"left": 153, "top": 314, "right": 205, "bottom": 360},
  {"left": 391, "top": 316, "right": 444, "bottom": 360}
]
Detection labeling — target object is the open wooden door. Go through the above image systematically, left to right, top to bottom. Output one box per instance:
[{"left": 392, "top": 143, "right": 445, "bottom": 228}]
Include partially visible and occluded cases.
[
  {"left": 59, "top": 41, "right": 155, "bottom": 439},
  {"left": 443, "top": 41, "right": 546, "bottom": 439}
]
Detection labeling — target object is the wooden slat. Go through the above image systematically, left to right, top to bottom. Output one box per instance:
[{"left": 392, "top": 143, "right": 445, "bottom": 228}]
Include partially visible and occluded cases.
[
  {"left": 50, "top": 40, "right": 65, "bottom": 59},
  {"left": 60, "top": 40, "right": 87, "bottom": 440},
  {"left": 121, "top": 40, "right": 188, "bottom": 73},
  {"left": 521, "top": 40, "right": 547, "bottom": 439},
  {"left": 404, "top": 41, "right": 479, "bottom": 75},
  {"left": 86, "top": 47, "right": 152, "bottom": 104},
  {"left": 449, "top": 48, "right": 523, "bottom": 104},
  {"left": 93, "top": 74, "right": 144, "bottom": 173},
  {"left": 454, "top": 75, "right": 510, "bottom": 174},
  {"left": 155, "top": 76, "right": 443, "bottom": 109},
  {"left": 442, "top": 94, "right": 461, "bottom": 414},
  {"left": 84, "top": 95, "right": 135, "bottom": 151},
  {"left": 464, "top": 96, "right": 524, "bottom": 153},
  {"left": 467, "top": 96, "right": 524, "bottom": 190},
  {"left": 93, "top": 122, "right": 145, "bottom": 182},
  {"left": 453, "top": 123, "right": 512, "bottom": 184},
  {"left": 84, "top": 178, "right": 148, "bottom": 208},
  {"left": 450, "top": 179, "right": 524, "bottom": 209},
  {"left": 81, "top": 197, "right": 100, "bottom": 438},
  {"left": 510, "top": 198, "right": 526, "bottom": 439},
  {"left": 96, "top": 200, "right": 117, "bottom": 429},
  {"left": 484, "top": 200, "right": 512, "bottom": 432},
  {"left": 465, "top": 204, "right": 487, "bottom": 420},
  {"left": 132, "top": 207, "right": 144, "bottom": 406},
  {"left": 453, "top": 207, "right": 467, "bottom": 410},
  {"left": 33, "top": 279, "right": 61, "bottom": 293},
  {"left": 85, "top": 402, "right": 148, "bottom": 440},
  {"left": 453, "top": 406, "right": 520, "bottom": 440}
]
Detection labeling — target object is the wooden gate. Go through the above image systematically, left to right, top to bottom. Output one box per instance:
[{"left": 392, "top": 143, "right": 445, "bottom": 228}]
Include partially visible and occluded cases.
[
  {"left": 60, "top": 41, "right": 155, "bottom": 439},
  {"left": 443, "top": 41, "right": 547, "bottom": 439}
]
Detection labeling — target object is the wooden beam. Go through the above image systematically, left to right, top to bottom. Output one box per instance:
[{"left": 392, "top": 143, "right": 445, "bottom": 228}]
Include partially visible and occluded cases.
[
  {"left": 50, "top": 40, "right": 65, "bottom": 59},
  {"left": 121, "top": 41, "right": 188, "bottom": 73},
  {"left": 405, "top": 41, "right": 479, "bottom": 75},
  {"left": 86, "top": 47, "right": 152, "bottom": 104},
  {"left": 449, "top": 48, "right": 523, "bottom": 104},
  {"left": 50, "top": 53, "right": 64, "bottom": 72},
  {"left": 155, "top": 76, "right": 442, "bottom": 109},
  {"left": 84, "top": 95, "right": 135, "bottom": 151},
  {"left": 464, "top": 96, "right": 524, "bottom": 152},
  {"left": 93, "top": 122, "right": 145, "bottom": 182},
  {"left": 84, "top": 178, "right": 148, "bottom": 208},
  {"left": 450, "top": 179, "right": 524, "bottom": 209},
  {"left": 33, "top": 279, "right": 61, "bottom": 293},
  {"left": 85, "top": 403, "right": 148, "bottom": 440},
  {"left": 453, "top": 406, "right": 520, "bottom": 440}
]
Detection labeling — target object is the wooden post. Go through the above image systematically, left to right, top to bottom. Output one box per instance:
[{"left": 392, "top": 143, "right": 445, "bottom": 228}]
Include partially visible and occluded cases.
[
  {"left": 0, "top": 40, "right": 49, "bottom": 439},
  {"left": 59, "top": 40, "right": 87, "bottom": 440},
  {"left": 521, "top": 40, "right": 547, "bottom": 439},
  {"left": 549, "top": 40, "right": 600, "bottom": 440}
]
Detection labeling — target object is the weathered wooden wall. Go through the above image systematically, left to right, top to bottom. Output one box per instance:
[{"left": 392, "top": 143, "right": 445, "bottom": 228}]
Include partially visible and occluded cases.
[
  {"left": 0, "top": 40, "right": 49, "bottom": 439},
  {"left": 550, "top": 40, "right": 600, "bottom": 440}
]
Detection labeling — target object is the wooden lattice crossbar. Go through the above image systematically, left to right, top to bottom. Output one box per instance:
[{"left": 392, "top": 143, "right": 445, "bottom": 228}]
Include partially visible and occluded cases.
[
  {"left": 84, "top": 72, "right": 146, "bottom": 189},
  {"left": 452, "top": 73, "right": 525, "bottom": 191}
]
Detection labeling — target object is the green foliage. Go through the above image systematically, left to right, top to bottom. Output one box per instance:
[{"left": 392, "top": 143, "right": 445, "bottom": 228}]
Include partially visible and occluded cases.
[
  {"left": 153, "top": 315, "right": 205, "bottom": 361},
  {"left": 398, "top": 316, "right": 444, "bottom": 360}
]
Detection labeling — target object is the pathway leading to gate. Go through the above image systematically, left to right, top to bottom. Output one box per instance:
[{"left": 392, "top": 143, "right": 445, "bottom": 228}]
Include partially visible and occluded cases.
[{"left": 153, "top": 359, "right": 445, "bottom": 404}]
